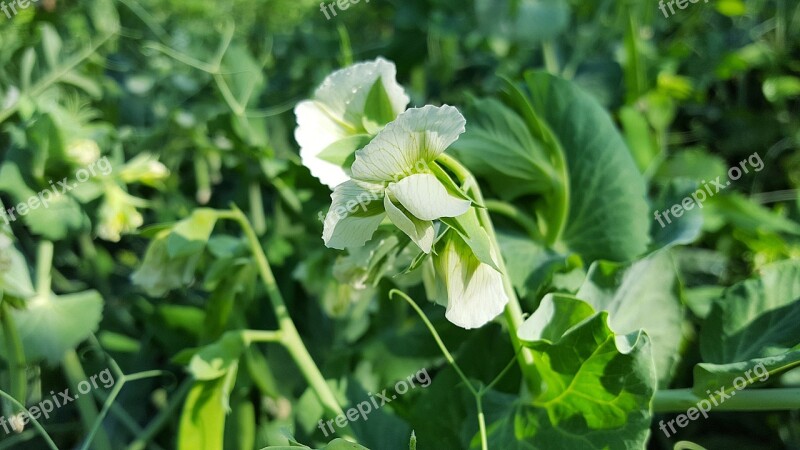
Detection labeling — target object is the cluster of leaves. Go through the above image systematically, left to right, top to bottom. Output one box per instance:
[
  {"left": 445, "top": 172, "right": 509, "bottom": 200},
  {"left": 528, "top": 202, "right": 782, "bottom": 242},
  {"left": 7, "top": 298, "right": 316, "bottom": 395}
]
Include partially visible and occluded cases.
[{"left": 0, "top": 0, "right": 798, "bottom": 449}]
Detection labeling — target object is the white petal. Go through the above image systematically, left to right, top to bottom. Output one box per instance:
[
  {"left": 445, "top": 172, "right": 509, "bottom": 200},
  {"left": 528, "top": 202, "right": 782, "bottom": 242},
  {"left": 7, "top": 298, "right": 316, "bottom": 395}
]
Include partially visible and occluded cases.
[
  {"left": 314, "top": 57, "right": 409, "bottom": 125},
  {"left": 295, "top": 58, "right": 410, "bottom": 189},
  {"left": 294, "top": 100, "right": 352, "bottom": 189},
  {"left": 351, "top": 105, "right": 467, "bottom": 182},
  {"left": 388, "top": 173, "right": 471, "bottom": 221},
  {"left": 322, "top": 181, "right": 386, "bottom": 249},
  {"left": 384, "top": 195, "right": 435, "bottom": 253},
  {"left": 435, "top": 234, "right": 508, "bottom": 329}
]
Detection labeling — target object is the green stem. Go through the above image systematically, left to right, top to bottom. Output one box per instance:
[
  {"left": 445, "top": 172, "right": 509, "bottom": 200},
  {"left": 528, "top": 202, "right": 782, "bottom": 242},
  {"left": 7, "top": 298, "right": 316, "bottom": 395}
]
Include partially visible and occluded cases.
[
  {"left": 542, "top": 40, "right": 558, "bottom": 75},
  {"left": 437, "top": 154, "right": 540, "bottom": 395},
  {"left": 248, "top": 180, "right": 267, "bottom": 235},
  {"left": 218, "top": 207, "right": 351, "bottom": 433},
  {"left": 35, "top": 241, "right": 53, "bottom": 297},
  {"left": 390, "top": 290, "right": 487, "bottom": 450},
  {"left": 1, "top": 302, "right": 26, "bottom": 416},
  {"left": 242, "top": 330, "right": 283, "bottom": 344},
  {"left": 63, "top": 350, "right": 113, "bottom": 450},
  {"left": 79, "top": 369, "right": 170, "bottom": 450},
  {"left": 653, "top": 388, "right": 800, "bottom": 412},
  {"left": 0, "top": 390, "right": 58, "bottom": 450},
  {"left": 475, "top": 396, "right": 488, "bottom": 450}
]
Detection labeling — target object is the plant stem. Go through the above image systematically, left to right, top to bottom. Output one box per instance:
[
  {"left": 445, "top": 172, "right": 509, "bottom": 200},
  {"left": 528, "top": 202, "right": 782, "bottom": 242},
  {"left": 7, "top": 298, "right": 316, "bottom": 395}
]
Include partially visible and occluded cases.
[
  {"left": 542, "top": 40, "right": 559, "bottom": 75},
  {"left": 437, "top": 154, "right": 540, "bottom": 395},
  {"left": 218, "top": 207, "right": 351, "bottom": 434},
  {"left": 35, "top": 241, "right": 53, "bottom": 297},
  {"left": 390, "top": 290, "right": 487, "bottom": 450},
  {"left": 1, "top": 302, "right": 26, "bottom": 416},
  {"left": 63, "top": 350, "right": 113, "bottom": 450},
  {"left": 653, "top": 388, "right": 800, "bottom": 412},
  {"left": 0, "top": 390, "right": 58, "bottom": 450}
]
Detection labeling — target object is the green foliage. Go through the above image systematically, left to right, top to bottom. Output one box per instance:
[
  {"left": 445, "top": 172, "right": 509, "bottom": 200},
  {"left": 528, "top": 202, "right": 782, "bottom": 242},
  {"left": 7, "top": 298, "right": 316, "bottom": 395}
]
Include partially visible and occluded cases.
[{"left": 0, "top": 0, "right": 799, "bottom": 449}]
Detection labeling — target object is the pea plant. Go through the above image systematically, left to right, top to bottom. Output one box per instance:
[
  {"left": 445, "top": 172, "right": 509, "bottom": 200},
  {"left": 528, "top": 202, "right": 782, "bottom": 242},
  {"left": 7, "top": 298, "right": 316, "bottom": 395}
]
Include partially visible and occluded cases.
[{"left": 1, "top": 1, "right": 799, "bottom": 449}]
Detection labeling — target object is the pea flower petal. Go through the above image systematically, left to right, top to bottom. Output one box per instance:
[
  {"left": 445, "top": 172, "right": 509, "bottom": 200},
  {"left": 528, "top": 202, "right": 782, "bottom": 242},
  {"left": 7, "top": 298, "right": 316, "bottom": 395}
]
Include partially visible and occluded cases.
[
  {"left": 295, "top": 58, "right": 410, "bottom": 188},
  {"left": 350, "top": 105, "right": 467, "bottom": 183},
  {"left": 387, "top": 173, "right": 471, "bottom": 221},
  {"left": 322, "top": 180, "right": 386, "bottom": 250},
  {"left": 383, "top": 195, "right": 435, "bottom": 253},
  {"left": 434, "top": 231, "right": 508, "bottom": 329}
]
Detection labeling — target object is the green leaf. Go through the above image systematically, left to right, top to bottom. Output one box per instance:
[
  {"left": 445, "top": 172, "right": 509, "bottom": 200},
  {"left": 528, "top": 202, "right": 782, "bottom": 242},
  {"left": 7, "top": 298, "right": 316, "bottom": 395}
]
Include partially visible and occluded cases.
[
  {"left": 520, "top": 72, "right": 651, "bottom": 261},
  {"left": 362, "top": 76, "right": 396, "bottom": 134},
  {"left": 451, "top": 98, "right": 555, "bottom": 200},
  {"left": 619, "top": 105, "right": 659, "bottom": 174},
  {"left": 650, "top": 179, "right": 704, "bottom": 250},
  {"left": 702, "top": 193, "right": 800, "bottom": 235},
  {"left": 167, "top": 208, "right": 219, "bottom": 258},
  {"left": 132, "top": 229, "right": 202, "bottom": 296},
  {"left": 496, "top": 231, "right": 568, "bottom": 298},
  {"left": 0, "top": 239, "right": 35, "bottom": 300},
  {"left": 577, "top": 252, "right": 684, "bottom": 385},
  {"left": 700, "top": 259, "right": 800, "bottom": 364},
  {"left": 12, "top": 290, "right": 104, "bottom": 363},
  {"left": 513, "top": 294, "right": 655, "bottom": 449},
  {"left": 189, "top": 331, "right": 247, "bottom": 380},
  {"left": 692, "top": 351, "right": 800, "bottom": 397},
  {"left": 178, "top": 379, "right": 227, "bottom": 450}
]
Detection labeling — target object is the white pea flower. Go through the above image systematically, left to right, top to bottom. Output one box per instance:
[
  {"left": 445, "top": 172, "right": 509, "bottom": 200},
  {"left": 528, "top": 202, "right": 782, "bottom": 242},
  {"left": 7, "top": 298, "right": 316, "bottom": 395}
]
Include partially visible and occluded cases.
[
  {"left": 295, "top": 57, "right": 410, "bottom": 189},
  {"left": 322, "top": 105, "right": 472, "bottom": 253},
  {"left": 66, "top": 139, "right": 101, "bottom": 166},
  {"left": 119, "top": 153, "right": 170, "bottom": 187},
  {"left": 97, "top": 183, "right": 146, "bottom": 242},
  {"left": 432, "top": 230, "right": 508, "bottom": 329}
]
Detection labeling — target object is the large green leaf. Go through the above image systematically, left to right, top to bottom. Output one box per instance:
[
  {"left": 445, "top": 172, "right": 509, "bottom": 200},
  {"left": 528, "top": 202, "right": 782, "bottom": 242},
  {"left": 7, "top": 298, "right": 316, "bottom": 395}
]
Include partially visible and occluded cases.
[
  {"left": 518, "top": 72, "right": 651, "bottom": 262},
  {"left": 451, "top": 98, "right": 555, "bottom": 200},
  {"left": 577, "top": 252, "right": 684, "bottom": 385},
  {"left": 700, "top": 259, "right": 800, "bottom": 364},
  {"left": 11, "top": 290, "right": 103, "bottom": 363},
  {"left": 509, "top": 294, "right": 655, "bottom": 449}
]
